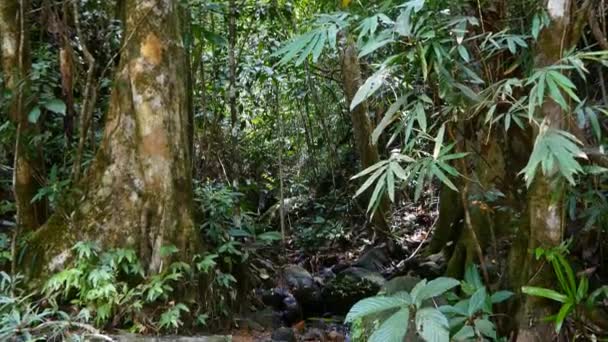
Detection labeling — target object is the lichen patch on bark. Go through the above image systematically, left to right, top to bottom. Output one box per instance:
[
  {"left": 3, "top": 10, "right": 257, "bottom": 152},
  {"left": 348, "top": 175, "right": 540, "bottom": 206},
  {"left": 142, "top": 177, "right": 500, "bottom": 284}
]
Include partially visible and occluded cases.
[
  {"left": 547, "top": 0, "right": 566, "bottom": 19},
  {"left": 140, "top": 33, "right": 163, "bottom": 66},
  {"left": 1, "top": 34, "right": 16, "bottom": 58}
]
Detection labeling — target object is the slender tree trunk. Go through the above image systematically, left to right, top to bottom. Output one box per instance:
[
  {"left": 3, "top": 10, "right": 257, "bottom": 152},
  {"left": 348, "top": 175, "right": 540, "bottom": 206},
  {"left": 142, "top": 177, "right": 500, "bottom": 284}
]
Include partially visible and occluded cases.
[
  {"left": 1, "top": 0, "right": 46, "bottom": 231},
  {"left": 29, "top": 0, "right": 198, "bottom": 276},
  {"left": 228, "top": 0, "right": 239, "bottom": 182},
  {"left": 516, "top": 1, "right": 588, "bottom": 339},
  {"left": 341, "top": 39, "right": 391, "bottom": 237}
]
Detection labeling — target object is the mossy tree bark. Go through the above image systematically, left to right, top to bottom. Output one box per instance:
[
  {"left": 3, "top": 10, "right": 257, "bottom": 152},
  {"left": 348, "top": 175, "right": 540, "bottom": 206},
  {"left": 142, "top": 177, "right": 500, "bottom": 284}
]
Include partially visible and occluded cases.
[
  {"left": 1, "top": 0, "right": 46, "bottom": 231},
  {"left": 29, "top": 0, "right": 198, "bottom": 276},
  {"left": 516, "top": 1, "right": 588, "bottom": 339},
  {"left": 341, "top": 39, "right": 391, "bottom": 238}
]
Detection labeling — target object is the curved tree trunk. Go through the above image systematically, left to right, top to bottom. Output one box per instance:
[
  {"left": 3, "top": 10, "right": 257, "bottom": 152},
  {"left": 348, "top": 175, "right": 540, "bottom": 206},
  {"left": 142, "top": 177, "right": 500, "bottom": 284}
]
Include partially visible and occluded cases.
[
  {"left": 1, "top": 0, "right": 46, "bottom": 231},
  {"left": 29, "top": 0, "right": 198, "bottom": 277},
  {"left": 341, "top": 39, "right": 391, "bottom": 238}
]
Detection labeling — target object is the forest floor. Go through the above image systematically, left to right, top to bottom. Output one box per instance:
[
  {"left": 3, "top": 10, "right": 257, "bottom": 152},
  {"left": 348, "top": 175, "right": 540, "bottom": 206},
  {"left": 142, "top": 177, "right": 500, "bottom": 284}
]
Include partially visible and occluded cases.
[{"left": 231, "top": 193, "right": 442, "bottom": 342}]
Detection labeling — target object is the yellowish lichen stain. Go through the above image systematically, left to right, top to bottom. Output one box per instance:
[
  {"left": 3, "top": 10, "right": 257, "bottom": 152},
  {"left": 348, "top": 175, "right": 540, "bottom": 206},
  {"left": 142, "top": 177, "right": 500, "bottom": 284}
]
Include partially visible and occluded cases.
[{"left": 140, "top": 33, "right": 163, "bottom": 65}]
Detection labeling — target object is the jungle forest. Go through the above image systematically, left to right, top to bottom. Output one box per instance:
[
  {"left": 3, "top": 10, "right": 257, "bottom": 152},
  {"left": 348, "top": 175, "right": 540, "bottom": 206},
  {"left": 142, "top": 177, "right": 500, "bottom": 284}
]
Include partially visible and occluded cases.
[{"left": 2, "top": 0, "right": 608, "bottom": 341}]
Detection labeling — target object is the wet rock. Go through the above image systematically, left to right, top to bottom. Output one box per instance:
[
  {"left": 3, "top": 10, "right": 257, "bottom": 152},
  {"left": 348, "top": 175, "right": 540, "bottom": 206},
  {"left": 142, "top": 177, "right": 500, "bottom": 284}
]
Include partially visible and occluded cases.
[
  {"left": 354, "top": 246, "right": 390, "bottom": 273},
  {"left": 283, "top": 265, "right": 322, "bottom": 316},
  {"left": 321, "top": 267, "right": 385, "bottom": 315},
  {"left": 260, "top": 287, "right": 303, "bottom": 327},
  {"left": 282, "top": 293, "right": 303, "bottom": 326},
  {"left": 247, "top": 307, "right": 282, "bottom": 329},
  {"left": 271, "top": 327, "right": 296, "bottom": 342},
  {"left": 302, "top": 328, "right": 325, "bottom": 342},
  {"left": 327, "top": 330, "right": 345, "bottom": 342}
]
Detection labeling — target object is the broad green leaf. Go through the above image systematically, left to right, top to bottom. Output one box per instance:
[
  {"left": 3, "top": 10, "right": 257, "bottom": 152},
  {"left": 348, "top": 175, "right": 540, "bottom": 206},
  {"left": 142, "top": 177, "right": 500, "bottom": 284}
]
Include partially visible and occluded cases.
[
  {"left": 43, "top": 99, "right": 67, "bottom": 115},
  {"left": 28, "top": 106, "right": 41, "bottom": 123},
  {"left": 464, "top": 264, "right": 483, "bottom": 290},
  {"left": 417, "top": 277, "right": 460, "bottom": 302},
  {"left": 410, "top": 278, "right": 428, "bottom": 304},
  {"left": 467, "top": 287, "right": 487, "bottom": 316},
  {"left": 490, "top": 291, "right": 514, "bottom": 303},
  {"left": 345, "top": 296, "right": 408, "bottom": 322},
  {"left": 415, "top": 307, "right": 449, "bottom": 342},
  {"left": 369, "top": 308, "right": 410, "bottom": 342},
  {"left": 474, "top": 318, "right": 497, "bottom": 339},
  {"left": 452, "top": 325, "right": 475, "bottom": 341}
]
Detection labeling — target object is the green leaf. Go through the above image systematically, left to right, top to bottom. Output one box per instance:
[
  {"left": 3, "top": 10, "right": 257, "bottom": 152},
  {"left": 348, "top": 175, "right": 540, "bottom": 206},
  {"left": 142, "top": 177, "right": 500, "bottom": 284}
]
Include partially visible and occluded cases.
[
  {"left": 395, "top": 8, "right": 414, "bottom": 37},
  {"left": 531, "top": 14, "right": 541, "bottom": 40},
  {"left": 311, "top": 31, "right": 327, "bottom": 63},
  {"left": 359, "top": 31, "right": 394, "bottom": 57},
  {"left": 295, "top": 33, "right": 320, "bottom": 66},
  {"left": 350, "top": 69, "right": 386, "bottom": 110},
  {"left": 546, "top": 75, "right": 568, "bottom": 109},
  {"left": 372, "top": 96, "right": 407, "bottom": 144},
  {"left": 42, "top": 99, "right": 67, "bottom": 115},
  {"left": 415, "top": 102, "right": 427, "bottom": 132},
  {"left": 28, "top": 106, "right": 41, "bottom": 123},
  {"left": 352, "top": 160, "right": 388, "bottom": 179},
  {"left": 430, "top": 164, "right": 458, "bottom": 191},
  {"left": 354, "top": 166, "right": 386, "bottom": 198},
  {"left": 368, "top": 177, "right": 386, "bottom": 213},
  {"left": 257, "top": 231, "right": 282, "bottom": 242},
  {"left": 464, "top": 264, "right": 483, "bottom": 290},
  {"left": 417, "top": 277, "right": 460, "bottom": 302},
  {"left": 576, "top": 277, "right": 588, "bottom": 302},
  {"left": 521, "top": 286, "right": 568, "bottom": 303},
  {"left": 467, "top": 287, "right": 487, "bottom": 316},
  {"left": 491, "top": 291, "right": 514, "bottom": 303},
  {"left": 345, "top": 296, "right": 409, "bottom": 322},
  {"left": 554, "top": 302, "right": 573, "bottom": 333},
  {"left": 415, "top": 307, "right": 449, "bottom": 342},
  {"left": 369, "top": 308, "right": 410, "bottom": 342},
  {"left": 474, "top": 318, "right": 497, "bottom": 339},
  {"left": 452, "top": 325, "right": 475, "bottom": 341}
]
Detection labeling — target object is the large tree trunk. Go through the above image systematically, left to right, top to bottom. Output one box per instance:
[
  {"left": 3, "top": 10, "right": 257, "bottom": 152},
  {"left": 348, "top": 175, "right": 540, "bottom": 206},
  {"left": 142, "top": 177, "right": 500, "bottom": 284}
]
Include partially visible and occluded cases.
[
  {"left": 1, "top": 0, "right": 46, "bottom": 231},
  {"left": 28, "top": 0, "right": 198, "bottom": 277},
  {"left": 341, "top": 39, "right": 391, "bottom": 237}
]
